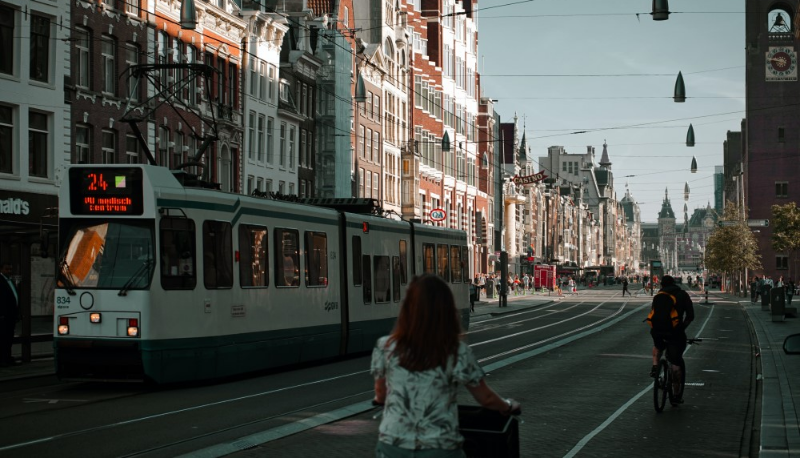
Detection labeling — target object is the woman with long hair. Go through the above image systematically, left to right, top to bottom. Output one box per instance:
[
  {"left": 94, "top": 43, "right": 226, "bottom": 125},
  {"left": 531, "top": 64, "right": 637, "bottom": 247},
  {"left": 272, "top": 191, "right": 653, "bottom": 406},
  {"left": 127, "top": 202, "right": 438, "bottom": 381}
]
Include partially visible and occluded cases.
[{"left": 371, "top": 274, "right": 521, "bottom": 457}]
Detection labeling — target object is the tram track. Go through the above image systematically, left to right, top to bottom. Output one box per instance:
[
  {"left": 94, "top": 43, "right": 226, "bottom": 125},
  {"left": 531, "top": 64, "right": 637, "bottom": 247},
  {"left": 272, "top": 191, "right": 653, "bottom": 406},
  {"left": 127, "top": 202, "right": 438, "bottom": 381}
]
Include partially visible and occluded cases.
[{"left": 2, "top": 296, "right": 641, "bottom": 457}]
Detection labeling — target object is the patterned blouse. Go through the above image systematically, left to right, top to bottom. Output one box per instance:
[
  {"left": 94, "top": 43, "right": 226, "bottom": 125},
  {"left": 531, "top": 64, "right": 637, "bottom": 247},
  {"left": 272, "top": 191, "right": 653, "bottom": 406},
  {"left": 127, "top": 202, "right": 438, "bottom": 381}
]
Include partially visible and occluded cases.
[{"left": 370, "top": 336, "right": 485, "bottom": 451}]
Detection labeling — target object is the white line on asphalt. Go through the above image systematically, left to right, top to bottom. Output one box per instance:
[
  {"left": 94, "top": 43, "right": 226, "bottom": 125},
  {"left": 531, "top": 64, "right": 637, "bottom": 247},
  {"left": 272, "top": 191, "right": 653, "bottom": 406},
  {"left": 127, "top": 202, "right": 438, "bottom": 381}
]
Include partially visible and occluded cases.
[
  {"left": 180, "top": 301, "right": 654, "bottom": 458},
  {"left": 563, "top": 304, "right": 716, "bottom": 458}
]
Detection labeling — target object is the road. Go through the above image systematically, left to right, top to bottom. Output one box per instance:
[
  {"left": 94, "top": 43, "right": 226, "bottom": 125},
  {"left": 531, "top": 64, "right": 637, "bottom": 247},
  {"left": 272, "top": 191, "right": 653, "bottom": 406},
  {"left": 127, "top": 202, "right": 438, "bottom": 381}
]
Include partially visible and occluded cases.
[{"left": 0, "top": 286, "right": 759, "bottom": 457}]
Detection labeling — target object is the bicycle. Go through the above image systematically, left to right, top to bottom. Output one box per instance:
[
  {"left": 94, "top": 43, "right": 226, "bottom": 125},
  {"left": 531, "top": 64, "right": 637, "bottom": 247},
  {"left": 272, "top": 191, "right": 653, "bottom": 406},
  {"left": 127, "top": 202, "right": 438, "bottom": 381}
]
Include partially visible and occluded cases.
[{"left": 653, "top": 338, "right": 702, "bottom": 412}]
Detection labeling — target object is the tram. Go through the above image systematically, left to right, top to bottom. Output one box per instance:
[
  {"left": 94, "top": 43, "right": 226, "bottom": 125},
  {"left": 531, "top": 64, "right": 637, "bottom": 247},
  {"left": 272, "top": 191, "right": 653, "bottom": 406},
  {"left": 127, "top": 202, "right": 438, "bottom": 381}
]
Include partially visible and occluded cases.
[{"left": 54, "top": 165, "right": 470, "bottom": 383}]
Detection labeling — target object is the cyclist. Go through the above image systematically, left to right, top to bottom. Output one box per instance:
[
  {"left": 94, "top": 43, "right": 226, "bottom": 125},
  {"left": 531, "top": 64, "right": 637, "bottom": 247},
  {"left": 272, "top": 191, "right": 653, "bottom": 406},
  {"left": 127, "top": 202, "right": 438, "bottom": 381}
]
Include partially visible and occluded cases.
[{"left": 649, "top": 275, "right": 695, "bottom": 402}]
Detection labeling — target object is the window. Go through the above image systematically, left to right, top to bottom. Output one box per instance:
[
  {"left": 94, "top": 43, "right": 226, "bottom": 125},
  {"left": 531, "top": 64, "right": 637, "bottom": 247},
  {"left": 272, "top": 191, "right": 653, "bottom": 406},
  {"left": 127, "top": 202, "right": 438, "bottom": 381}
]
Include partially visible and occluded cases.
[
  {"left": 125, "top": 0, "right": 139, "bottom": 15},
  {"left": 0, "top": 6, "right": 14, "bottom": 75},
  {"left": 29, "top": 15, "right": 50, "bottom": 83},
  {"left": 72, "top": 27, "right": 91, "bottom": 88},
  {"left": 101, "top": 35, "right": 116, "bottom": 94},
  {"left": 124, "top": 43, "right": 139, "bottom": 100},
  {"left": 268, "top": 65, "right": 275, "bottom": 101},
  {"left": 279, "top": 79, "right": 290, "bottom": 102},
  {"left": 0, "top": 105, "right": 12, "bottom": 173},
  {"left": 28, "top": 111, "right": 49, "bottom": 178},
  {"left": 248, "top": 111, "right": 255, "bottom": 160},
  {"left": 257, "top": 114, "right": 265, "bottom": 162},
  {"left": 266, "top": 117, "right": 274, "bottom": 163},
  {"left": 279, "top": 122, "right": 286, "bottom": 166},
  {"left": 74, "top": 124, "right": 91, "bottom": 164},
  {"left": 359, "top": 125, "right": 366, "bottom": 159},
  {"left": 158, "top": 126, "right": 169, "bottom": 167},
  {"left": 289, "top": 126, "right": 295, "bottom": 169},
  {"left": 366, "top": 128, "right": 372, "bottom": 162},
  {"left": 101, "top": 130, "right": 116, "bottom": 164},
  {"left": 300, "top": 130, "right": 306, "bottom": 167},
  {"left": 173, "top": 131, "right": 184, "bottom": 168},
  {"left": 373, "top": 131, "right": 379, "bottom": 162},
  {"left": 126, "top": 134, "right": 139, "bottom": 164},
  {"left": 359, "top": 168, "right": 365, "bottom": 198},
  {"left": 365, "top": 171, "right": 372, "bottom": 198},
  {"left": 373, "top": 172, "right": 379, "bottom": 200},
  {"left": 776, "top": 181, "right": 788, "bottom": 198},
  {"left": 160, "top": 217, "right": 196, "bottom": 290},
  {"left": 203, "top": 221, "right": 233, "bottom": 289},
  {"left": 239, "top": 225, "right": 268, "bottom": 287},
  {"left": 275, "top": 228, "right": 300, "bottom": 287},
  {"left": 305, "top": 232, "right": 328, "bottom": 287},
  {"left": 352, "top": 236, "right": 362, "bottom": 285},
  {"left": 399, "top": 240, "right": 408, "bottom": 284},
  {"left": 423, "top": 243, "right": 435, "bottom": 274},
  {"left": 437, "top": 244, "right": 449, "bottom": 281},
  {"left": 450, "top": 245, "right": 462, "bottom": 283},
  {"left": 461, "top": 246, "right": 469, "bottom": 283},
  {"left": 362, "top": 254, "right": 372, "bottom": 303},
  {"left": 777, "top": 255, "right": 789, "bottom": 270},
  {"left": 374, "top": 256, "right": 391, "bottom": 303},
  {"left": 392, "top": 256, "right": 401, "bottom": 302}
]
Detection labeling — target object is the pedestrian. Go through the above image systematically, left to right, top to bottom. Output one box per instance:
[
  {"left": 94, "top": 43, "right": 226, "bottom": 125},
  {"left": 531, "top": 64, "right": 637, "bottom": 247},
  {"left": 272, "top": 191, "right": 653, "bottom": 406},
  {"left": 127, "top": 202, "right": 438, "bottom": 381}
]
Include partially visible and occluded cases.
[
  {"left": 0, "top": 261, "right": 20, "bottom": 367},
  {"left": 477, "top": 273, "right": 486, "bottom": 298},
  {"left": 523, "top": 273, "right": 530, "bottom": 294},
  {"left": 370, "top": 274, "right": 521, "bottom": 457},
  {"left": 750, "top": 276, "right": 759, "bottom": 303},
  {"left": 568, "top": 277, "right": 576, "bottom": 295},
  {"left": 622, "top": 277, "right": 631, "bottom": 297},
  {"left": 787, "top": 279, "right": 795, "bottom": 304}
]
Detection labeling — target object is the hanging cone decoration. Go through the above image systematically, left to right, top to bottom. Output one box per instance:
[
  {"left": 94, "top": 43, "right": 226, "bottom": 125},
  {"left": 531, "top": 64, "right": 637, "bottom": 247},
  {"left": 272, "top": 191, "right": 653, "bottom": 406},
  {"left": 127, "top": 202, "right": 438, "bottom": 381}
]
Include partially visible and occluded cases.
[
  {"left": 180, "top": 0, "right": 197, "bottom": 30},
  {"left": 652, "top": 0, "right": 670, "bottom": 21},
  {"left": 674, "top": 71, "right": 686, "bottom": 103},
  {"left": 355, "top": 73, "right": 366, "bottom": 103},
  {"left": 686, "top": 124, "right": 695, "bottom": 147},
  {"left": 442, "top": 130, "right": 451, "bottom": 152},
  {"left": 690, "top": 155, "right": 698, "bottom": 172},
  {"left": 684, "top": 182, "right": 690, "bottom": 201}
]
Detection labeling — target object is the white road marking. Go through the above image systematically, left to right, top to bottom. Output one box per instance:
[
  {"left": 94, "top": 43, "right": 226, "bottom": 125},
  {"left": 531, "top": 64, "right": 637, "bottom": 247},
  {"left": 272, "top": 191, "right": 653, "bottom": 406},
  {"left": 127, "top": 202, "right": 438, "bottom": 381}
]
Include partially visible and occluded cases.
[{"left": 563, "top": 304, "right": 716, "bottom": 458}]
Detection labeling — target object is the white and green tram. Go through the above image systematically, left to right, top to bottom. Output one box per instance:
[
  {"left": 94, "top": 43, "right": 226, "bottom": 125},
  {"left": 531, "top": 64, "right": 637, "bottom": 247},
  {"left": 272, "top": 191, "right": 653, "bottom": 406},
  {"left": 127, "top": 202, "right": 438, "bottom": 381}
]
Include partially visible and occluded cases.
[{"left": 54, "top": 165, "right": 470, "bottom": 383}]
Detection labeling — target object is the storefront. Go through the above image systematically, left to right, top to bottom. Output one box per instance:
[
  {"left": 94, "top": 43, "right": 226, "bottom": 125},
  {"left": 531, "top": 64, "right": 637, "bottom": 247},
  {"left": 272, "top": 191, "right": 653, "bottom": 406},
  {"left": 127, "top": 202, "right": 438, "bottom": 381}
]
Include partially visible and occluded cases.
[{"left": 0, "top": 189, "right": 58, "bottom": 323}]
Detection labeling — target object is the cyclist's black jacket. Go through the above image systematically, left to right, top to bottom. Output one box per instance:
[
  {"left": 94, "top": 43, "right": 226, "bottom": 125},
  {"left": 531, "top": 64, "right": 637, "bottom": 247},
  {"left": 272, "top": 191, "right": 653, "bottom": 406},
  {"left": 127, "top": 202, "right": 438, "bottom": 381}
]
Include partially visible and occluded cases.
[{"left": 657, "top": 284, "right": 695, "bottom": 334}]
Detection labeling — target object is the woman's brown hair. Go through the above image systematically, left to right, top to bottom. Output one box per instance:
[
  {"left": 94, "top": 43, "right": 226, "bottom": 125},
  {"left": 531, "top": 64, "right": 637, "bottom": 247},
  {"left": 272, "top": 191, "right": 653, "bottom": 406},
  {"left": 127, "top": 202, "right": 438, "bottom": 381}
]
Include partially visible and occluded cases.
[{"left": 387, "top": 274, "right": 462, "bottom": 371}]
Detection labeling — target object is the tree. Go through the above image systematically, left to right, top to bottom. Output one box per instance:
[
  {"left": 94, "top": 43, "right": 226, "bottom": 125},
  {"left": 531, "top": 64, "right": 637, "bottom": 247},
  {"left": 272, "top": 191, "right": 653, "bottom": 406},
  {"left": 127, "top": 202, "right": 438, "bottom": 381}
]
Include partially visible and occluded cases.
[
  {"left": 705, "top": 200, "right": 761, "bottom": 290},
  {"left": 771, "top": 202, "right": 800, "bottom": 280}
]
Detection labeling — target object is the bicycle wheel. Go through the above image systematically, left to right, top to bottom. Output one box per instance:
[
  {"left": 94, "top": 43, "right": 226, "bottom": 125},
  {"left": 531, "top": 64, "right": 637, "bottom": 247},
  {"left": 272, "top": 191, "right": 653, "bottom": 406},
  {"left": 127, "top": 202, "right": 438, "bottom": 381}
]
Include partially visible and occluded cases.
[
  {"left": 653, "top": 360, "right": 669, "bottom": 412},
  {"left": 670, "top": 360, "right": 686, "bottom": 407}
]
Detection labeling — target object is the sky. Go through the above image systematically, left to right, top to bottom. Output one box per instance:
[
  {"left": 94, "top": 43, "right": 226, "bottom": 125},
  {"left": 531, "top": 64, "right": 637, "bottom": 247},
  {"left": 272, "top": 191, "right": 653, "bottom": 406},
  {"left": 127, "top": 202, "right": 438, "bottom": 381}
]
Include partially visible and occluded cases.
[{"left": 476, "top": 0, "right": 746, "bottom": 222}]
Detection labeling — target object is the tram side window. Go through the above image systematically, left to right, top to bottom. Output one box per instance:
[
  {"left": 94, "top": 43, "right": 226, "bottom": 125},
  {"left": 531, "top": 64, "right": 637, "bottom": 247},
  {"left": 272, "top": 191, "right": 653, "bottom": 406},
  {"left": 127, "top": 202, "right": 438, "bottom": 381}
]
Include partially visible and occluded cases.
[
  {"left": 160, "top": 218, "right": 196, "bottom": 290},
  {"left": 203, "top": 221, "right": 233, "bottom": 289},
  {"left": 239, "top": 225, "right": 268, "bottom": 288},
  {"left": 275, "top": 228, "right": 300, "bottom": 287},
  {"left": 305, "top": 231, "right": 328, "bottom": 287},
  {"left": 352, "top": 236, "right": 362, "bottom": 286},
  {"left": 399, "top": 240, "right": 408, "bottom": 284},
  {"left": 423, "top": 243, "right": 435, "bottom": 274},
  {"left": 437, "top": 244, "right": 449, "bottom": 282},
  {"left": 450, "top": 245, "right": 462, "bottom": 283},
  {"left": 461, "top": 246, "right": 470, "bottom": 283},
  {"left": 362, "top": 255, "right": 372, "bottom": 303},
  {"left": 374, "top": 256, "right": 391, "bottom": 303},
  {"left": 392, "top": 256, "right": 401, "bottom": 302}
]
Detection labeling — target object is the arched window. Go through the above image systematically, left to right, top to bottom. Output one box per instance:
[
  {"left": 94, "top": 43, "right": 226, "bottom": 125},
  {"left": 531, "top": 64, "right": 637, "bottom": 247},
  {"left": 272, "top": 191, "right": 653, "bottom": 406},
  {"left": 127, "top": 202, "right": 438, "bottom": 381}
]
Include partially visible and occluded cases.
[
  {"left": 768, "top": 8, "right": 792, "bottom": 32},
  {"left": 481, "top": 152, "right": 489, "bottom": 169}
]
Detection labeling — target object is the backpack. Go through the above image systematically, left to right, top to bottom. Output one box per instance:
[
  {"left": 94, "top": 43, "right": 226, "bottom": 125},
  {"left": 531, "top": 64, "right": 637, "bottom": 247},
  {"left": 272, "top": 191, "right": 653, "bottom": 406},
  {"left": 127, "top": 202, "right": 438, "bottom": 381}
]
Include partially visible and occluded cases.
[{"left": 646, "top": 291, "right": 680, "bottom": 331}]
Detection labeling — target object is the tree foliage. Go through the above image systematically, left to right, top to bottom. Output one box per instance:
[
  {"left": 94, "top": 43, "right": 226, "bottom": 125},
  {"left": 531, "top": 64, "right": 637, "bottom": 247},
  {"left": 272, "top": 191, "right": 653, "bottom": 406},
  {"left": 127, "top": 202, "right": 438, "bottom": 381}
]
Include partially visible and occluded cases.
[
  {"left": 705, "top": 200, "right": 762, "bottom": 274},
  {"left": 771, "top": 202, "right": 800, "bottom": 253},
  {"left": 771, "top": 202, "right": 799, "bottom": 279}
]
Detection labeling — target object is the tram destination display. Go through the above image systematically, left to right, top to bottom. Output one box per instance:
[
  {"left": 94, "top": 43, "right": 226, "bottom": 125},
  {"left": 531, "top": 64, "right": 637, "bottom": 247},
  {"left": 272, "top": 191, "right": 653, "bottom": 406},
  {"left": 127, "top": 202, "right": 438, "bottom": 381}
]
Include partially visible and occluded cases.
[{"left": 69, "top": 167, "right": 144, "bottom": 215}]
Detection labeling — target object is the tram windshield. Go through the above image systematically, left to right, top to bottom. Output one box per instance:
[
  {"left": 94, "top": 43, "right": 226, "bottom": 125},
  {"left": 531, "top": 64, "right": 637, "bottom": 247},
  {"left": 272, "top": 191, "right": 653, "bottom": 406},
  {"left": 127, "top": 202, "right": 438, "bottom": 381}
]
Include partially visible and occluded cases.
[{"left": 60, "top": 221, "right": 154, "bottom": 289}]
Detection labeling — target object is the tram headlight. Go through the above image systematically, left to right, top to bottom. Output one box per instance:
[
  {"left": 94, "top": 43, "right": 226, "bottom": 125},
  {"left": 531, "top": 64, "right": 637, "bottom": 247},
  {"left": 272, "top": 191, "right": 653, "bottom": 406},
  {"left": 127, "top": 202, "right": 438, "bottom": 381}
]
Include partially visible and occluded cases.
[
  {"left": 90, "top": 313, "right": 101, "bottom": 323},
  {"left": 58, "top": 317, "right": 69, "bottom": 335},
  {"left": 127, "top": 318, "right": 139, "bottom": 337}
]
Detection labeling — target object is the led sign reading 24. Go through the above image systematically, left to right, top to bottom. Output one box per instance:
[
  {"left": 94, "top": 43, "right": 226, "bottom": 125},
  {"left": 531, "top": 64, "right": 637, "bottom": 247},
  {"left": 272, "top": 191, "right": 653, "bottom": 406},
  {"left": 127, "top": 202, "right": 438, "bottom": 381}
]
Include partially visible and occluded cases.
[{"left": 69, "top": 168, "right": 144, "bottom": 215}]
